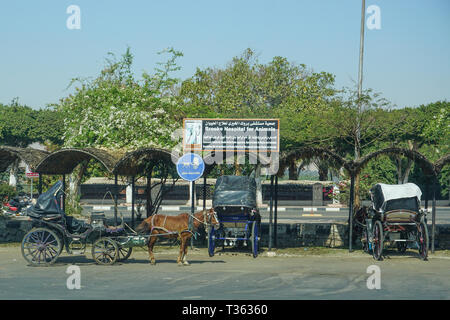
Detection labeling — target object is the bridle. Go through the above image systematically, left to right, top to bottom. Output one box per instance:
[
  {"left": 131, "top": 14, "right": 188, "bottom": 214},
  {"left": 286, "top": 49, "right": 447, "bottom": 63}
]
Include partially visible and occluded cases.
[{"left": 189, "top": 209, "right": 219, "bottom": 229}]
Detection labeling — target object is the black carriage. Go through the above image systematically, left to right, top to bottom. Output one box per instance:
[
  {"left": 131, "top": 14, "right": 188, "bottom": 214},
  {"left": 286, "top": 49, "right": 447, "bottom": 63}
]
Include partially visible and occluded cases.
[
  {"left": 208, "top": 175, "right": 261, "bottom": 258},
  {"left": 21, "top": 181, "right": 141, "bottom": 266},
  {"left": 362, "top": 183, "right": 429, "bottom": 261}
]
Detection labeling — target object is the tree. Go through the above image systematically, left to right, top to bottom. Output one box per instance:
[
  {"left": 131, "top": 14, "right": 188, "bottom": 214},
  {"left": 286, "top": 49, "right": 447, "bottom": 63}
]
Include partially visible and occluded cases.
[
  {"left": 54, "top": 47, "right": 184, "bottom": 214},
  {"left": 178, "top": 49, "right": 336, "bottom": 175},
  {"left": 0, "top": 99, "right": 64, "bottom": 186}
]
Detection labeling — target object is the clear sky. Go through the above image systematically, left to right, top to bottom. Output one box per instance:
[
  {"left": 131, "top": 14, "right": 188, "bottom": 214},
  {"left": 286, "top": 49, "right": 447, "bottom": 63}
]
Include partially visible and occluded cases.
[{"left": 1, "top": 0, "right": 449, "bottom": 109}]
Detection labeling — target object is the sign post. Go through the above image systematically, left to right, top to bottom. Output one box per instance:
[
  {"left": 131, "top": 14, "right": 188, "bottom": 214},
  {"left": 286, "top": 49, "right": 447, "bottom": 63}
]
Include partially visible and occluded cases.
[
  {"left": 176, "top": 153, "right": 205, "bottom": 248},
  {"left": 25, "top": 165, "right": 39, "bottom": 199}
]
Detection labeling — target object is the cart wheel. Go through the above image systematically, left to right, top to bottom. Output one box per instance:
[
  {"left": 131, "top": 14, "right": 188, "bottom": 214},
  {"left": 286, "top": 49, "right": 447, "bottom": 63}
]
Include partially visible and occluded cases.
[
  {"left": 372, "top": 220, "right": 383, "bottom": 261},
  {"left": 250, "top": 221, "right": 259, "bottom": 258},
  {"left": 417, "top": 222, "right": 429, "bottom": 261},
  {"left": 21, "top": 227, "right": 62, "bottom": 267},
  {"left": 208, "top": 227, "right": 215, "bottom": 257},
  {"left": 92, "top": 237, "right": 119, "bottom": 265},
  {"left": 396, "top": 242, "right": 407, "bottom": 253},
  {"left": 117, "top": 246, "right": 133, "bottom": 262}
]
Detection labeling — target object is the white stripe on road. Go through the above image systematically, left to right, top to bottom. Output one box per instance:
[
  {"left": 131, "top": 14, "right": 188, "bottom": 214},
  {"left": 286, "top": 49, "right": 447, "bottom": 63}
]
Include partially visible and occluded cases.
[
  {"left": 93, "top": 206, "right": 111, "bottom": 211},
  {"left": 302, "top": 208, "right": 317, "bottom": 212}
]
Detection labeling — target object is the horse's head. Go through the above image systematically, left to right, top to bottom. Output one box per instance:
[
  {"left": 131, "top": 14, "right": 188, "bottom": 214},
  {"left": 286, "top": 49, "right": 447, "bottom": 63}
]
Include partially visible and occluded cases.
[
  {"left": 204, "top": 208, "right": 220, "bottom": 228},
  {"left": 135, "top": 219, "right": 150, "bottom": 234}
]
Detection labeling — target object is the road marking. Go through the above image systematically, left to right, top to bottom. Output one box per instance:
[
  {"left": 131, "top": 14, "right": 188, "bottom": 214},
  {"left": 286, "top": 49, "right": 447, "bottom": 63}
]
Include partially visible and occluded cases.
[
  {"left": 92, "top": 206, "right": 110, "bottom": 211},
  {"left": 161, "top": 206, "right": 180, "bottom": 211},
  {"left": 266, "top": 207, "right": 286, "bottom": 211},
  {"left": 303, "top": 208, "right": 317, "bottom": 212},
  {"left": 325, "top": 208, "right": 341, "bottom": 212},
  {"left": 302, "top": 214, "right": 323, "bottom": 217}
]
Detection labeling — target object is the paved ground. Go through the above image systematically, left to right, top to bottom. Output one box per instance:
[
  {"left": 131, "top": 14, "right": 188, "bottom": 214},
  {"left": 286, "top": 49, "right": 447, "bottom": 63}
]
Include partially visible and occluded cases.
[
  {"left": 80, "top": 204, "right": 450, "bottom": 224},
  {"left": 0, "top": 244, "right": 449, "bottom": 300}
]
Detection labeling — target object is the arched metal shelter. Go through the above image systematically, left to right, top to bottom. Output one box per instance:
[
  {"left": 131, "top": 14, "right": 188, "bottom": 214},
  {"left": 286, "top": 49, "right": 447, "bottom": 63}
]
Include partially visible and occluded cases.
[
  {"left": 0, "top": 146, "right": 49, "bottom": 173},
  {"left": 35, "top": 147, "right": 122, "bottom": 174},
  {"left": 113, "top": 147, "right": 179, "bottom": 226},
  {"left": 34, "top": 148, "right": 123, "bottom": 215}
]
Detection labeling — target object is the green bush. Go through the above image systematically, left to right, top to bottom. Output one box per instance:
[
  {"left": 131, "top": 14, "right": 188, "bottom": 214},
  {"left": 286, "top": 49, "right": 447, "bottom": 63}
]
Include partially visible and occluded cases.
[{"left": 0, "top": 184, "right": 18, "bottom": 203}]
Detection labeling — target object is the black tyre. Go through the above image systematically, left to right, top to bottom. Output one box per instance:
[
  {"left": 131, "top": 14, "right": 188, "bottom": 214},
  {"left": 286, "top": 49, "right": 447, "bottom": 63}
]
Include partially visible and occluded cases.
[
  {"left": 372, "top": 220, "right": 383, "bottom": 261},
  {"left": 250, "top": 221, "right": 260, "bottom": 258},
  {"left": 417, "top": 222, "right": 429, "bottom": 261},
  {"left": 21, "top": 227, "right": 62, "bottom": 266},
  {"left": 208, "top": 227, "right": 215, "bottom": 257},
  {"left": 92, "top": 237, "right": 119, "bottom": 265}
]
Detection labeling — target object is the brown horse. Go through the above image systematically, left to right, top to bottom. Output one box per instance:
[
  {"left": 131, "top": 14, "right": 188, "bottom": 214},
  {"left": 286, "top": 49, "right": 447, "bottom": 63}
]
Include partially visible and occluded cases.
[{"left": 135, "top": 208, "right": 219, "bottom": 266}]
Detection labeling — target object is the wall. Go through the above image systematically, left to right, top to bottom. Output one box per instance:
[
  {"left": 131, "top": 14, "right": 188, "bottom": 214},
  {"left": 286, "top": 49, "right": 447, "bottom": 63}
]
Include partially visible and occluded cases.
[{"left": 3, "top": 215, "right": 449, "bottom": 250}]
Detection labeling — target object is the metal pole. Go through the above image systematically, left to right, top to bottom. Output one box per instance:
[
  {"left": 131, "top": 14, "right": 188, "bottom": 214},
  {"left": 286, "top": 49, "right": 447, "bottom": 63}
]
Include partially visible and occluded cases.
[
  {"left": 356, "top": 0, "right": 365, "bottom": 149},
  {"left": 348, "top": 173, "right": 355, "bottom": 252},
  {"left": 38, "top": 174, "right": 42, "bottom": 195},
  {"left": 62, "top": 174, "right": 66, "bottom": 212},
  {"left": 114, "top": 174, "right": 118, "bottom": 226},
  {"left": 203, "top": 175, "right": 207, "bottom": 211},
  {"left": 269, "top": 175, "right": 274, "bottom": 251},
  {"left": 274, "top": 175, "right": 278, "bottom": 248},
  {"left": 131, "top": 176, "right": 135, "bottom": 229},
  {"left": 432, "top": 179, "right": 436, "bottom": 253},
  {"left": 190, "top": 180, "right": 195, "bottom": 249}
]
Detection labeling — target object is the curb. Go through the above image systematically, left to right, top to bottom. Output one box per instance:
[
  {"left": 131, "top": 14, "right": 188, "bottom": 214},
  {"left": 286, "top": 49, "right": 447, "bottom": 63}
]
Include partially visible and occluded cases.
[{"left": 83, "top": 205, "right": 348, "bottom": 212}]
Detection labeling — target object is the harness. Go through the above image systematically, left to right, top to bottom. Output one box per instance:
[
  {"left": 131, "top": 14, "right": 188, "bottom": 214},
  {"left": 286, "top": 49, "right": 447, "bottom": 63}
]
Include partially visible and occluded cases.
[{"left": 150, "top": 210, "right": 218, "bottom": 239}]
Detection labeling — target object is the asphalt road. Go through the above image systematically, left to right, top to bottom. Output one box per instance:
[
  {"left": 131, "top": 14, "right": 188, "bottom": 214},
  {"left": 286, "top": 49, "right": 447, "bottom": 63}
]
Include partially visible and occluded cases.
[
  {"left": 82, "top": 206, "right": 450, "bottom": 224},
  {"left": 1, "top": 245, "right": 449, "bottom": 300}
]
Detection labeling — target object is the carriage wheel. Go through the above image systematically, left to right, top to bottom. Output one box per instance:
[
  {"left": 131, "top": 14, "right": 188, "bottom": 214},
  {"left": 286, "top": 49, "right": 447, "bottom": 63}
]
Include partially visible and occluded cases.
[
  {"left": 250, "top": 221, "right": 259, "bottom": 258},
  {"left": 372, "top": 221, "right": 383, "bottom": 261},
  {"left": 417, "top": 222, "right": 429, "bottom": 261},
  {"left": 21, "top": 227, "right": 62, "bottom": 267},
  {"left": 208, "top": 227, "right": 215, "bottom": 257},
  {"left": 92, "top": 237, "right": 119, "bottom": 265},
  {"left": 117, "top": 246, "right": 133, "bottom": 262}
]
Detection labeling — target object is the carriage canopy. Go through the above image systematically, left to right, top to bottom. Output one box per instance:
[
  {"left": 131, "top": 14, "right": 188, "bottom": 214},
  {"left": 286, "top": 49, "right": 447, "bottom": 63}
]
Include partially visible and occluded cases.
[
  {"left": 212, "top": 175, "right": 257, "bottom": 208},
  {"left": 26, "top": 181, "right": 64, "bottom": 217},
  {"left": 370, "top": 183, "right": 422, "bottom": 213}
]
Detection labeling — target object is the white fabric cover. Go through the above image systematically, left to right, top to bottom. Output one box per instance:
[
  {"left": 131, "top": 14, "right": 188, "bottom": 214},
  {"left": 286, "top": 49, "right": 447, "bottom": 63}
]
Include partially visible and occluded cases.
[{"left": 377, "top": 183, "right": 422, "bottom": 202}]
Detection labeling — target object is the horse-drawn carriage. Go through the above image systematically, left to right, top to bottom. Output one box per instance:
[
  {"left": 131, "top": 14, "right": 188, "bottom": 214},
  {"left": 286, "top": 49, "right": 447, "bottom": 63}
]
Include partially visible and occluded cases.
[
  {"left": 207, "top": 175, "right": 261, "bottom": 258},
  {"left": 21, "top": 181, "right": 144, "bottom": 266},
  {"left": 21, "top": 181, "right": 218, "bottom": 266},
  {"left": 359, "top": 183, "right": 429, "bottom": 261}
]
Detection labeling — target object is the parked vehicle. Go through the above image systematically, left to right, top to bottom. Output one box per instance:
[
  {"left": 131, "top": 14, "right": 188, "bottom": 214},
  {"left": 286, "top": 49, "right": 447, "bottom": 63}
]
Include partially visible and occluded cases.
[
  {"left": 208, "top": 175, "right": 261, "bottom": 258},
  {"left": 361, "top": 183, "right": 428, "bottom": 261}
]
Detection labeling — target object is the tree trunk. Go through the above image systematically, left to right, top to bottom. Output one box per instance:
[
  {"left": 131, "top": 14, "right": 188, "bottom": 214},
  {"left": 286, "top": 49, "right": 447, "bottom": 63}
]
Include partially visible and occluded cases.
[
  {"left": 234, "top": 156, "right": 241, "bottom": 175},
  {"left": 9, "top": 159, "right": 19, "bottom": 187},
  {"left": 288, "top": 160, "right": 298, "bottom": 180},
  {"left": 67, "top": 161, "right": 89, "bottom": 214},
  {"left": 254, "top": 164, "right": 263, "bottom": 207},
  {"left": 146, "top": 170, "right": 153, "bottom": 218}
]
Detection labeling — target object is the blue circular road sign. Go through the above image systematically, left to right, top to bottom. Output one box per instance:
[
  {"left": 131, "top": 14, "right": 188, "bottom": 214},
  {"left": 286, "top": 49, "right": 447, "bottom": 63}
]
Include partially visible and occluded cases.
[{"left": 176, "top": 153, "right": 205, "bottom": 182}]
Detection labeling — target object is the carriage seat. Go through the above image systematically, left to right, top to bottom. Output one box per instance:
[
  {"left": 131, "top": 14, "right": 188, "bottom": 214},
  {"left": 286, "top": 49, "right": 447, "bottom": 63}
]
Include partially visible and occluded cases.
[
  {"left": 384, "top": 210, "right": 418, "bottom": 223},
  {"left": 42, "top": 214, "right": 64, "bottom": 222},
  {"left": 105, "top": 225, "right": 124, "bottom": 233}
]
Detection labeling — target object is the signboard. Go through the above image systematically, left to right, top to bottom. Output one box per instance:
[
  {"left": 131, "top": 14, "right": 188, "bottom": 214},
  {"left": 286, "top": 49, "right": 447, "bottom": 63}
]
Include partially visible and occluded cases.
[
  {"left": 183, "top": 119, "right": 279, "bottom": 152},
  {"left": 176, "top": 153, "right": 205, "bottom": 182},
  {"left": 25, "top": 165, "right": 39, "bottom": 178}
]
